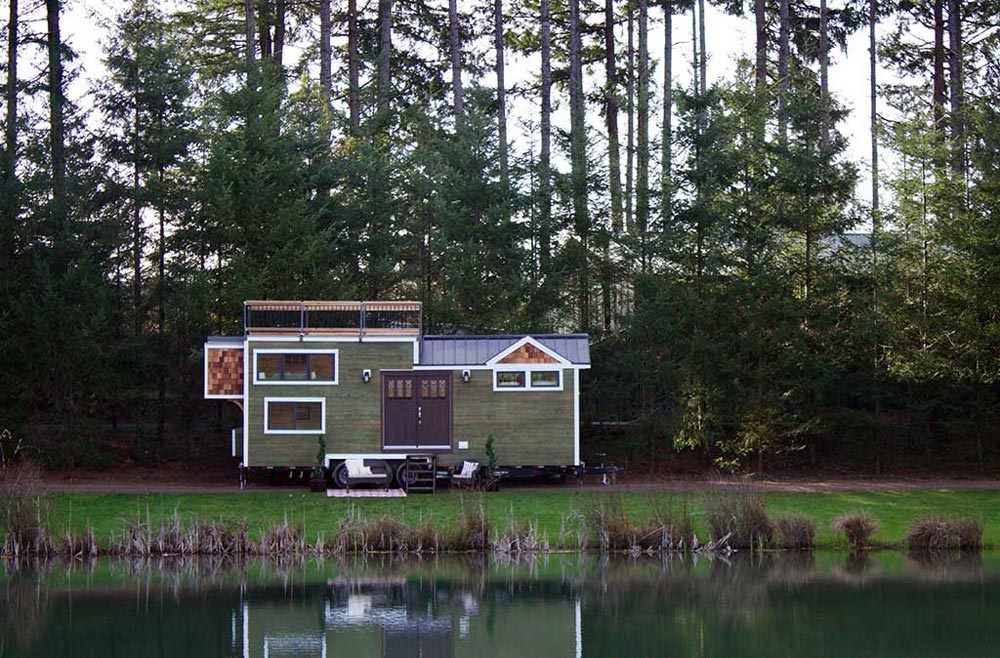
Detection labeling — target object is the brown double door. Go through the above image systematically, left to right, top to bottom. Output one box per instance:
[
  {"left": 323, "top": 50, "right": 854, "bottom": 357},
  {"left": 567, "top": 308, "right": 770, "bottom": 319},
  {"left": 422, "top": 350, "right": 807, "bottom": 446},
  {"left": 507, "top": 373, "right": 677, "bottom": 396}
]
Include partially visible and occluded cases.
[{"left": 382, "top": 371, "right": 452, "bottom": 450}]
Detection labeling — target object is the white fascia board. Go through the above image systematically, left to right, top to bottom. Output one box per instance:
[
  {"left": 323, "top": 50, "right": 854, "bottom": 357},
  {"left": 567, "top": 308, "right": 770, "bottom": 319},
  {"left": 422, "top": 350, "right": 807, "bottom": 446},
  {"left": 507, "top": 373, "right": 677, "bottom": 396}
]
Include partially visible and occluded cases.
[
  {"left": 247, "top": 335, "right": 417, "bottom": 344},
  {"left": 485, "top": 335, "right": 572, "bottom": 366},
  {"left": 242, "top": 343, "right": 249, "bottom": 465},
  {"left": 411, "top": 364, "right": 589, "bottom": 371},
  {"left": 572, "top": 365, "right": 587, "bottom": 464},
  {"left": 326, "top": 453, "right": 412, "bottom": 461}
]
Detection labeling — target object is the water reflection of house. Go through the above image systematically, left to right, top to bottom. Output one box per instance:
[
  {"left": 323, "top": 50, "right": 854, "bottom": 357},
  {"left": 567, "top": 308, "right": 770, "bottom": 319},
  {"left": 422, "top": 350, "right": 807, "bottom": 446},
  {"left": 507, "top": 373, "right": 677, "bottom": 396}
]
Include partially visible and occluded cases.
[{"left": 235, "top": 578, "right": 580, "bottom": 658}]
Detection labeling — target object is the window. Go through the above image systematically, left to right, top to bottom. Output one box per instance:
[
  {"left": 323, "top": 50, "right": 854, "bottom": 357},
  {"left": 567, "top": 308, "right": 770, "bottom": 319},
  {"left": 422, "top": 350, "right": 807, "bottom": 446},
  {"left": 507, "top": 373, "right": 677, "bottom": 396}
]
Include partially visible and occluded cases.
[
  {"left": 254, "top": 350, "right": 338, "bottom": 385},
  {"left": 493, "top": 369, "right": 563, "bottom": 391},
  {"left": 530, "top": 370, "right": 561, "bottom": 388},
  {"left": 495, "top": 371, "right": 526, "bottom": 389},
  {"left": 387, "top": 378, "right": 413, "bottom": 399},
  {"left": 421, "top": 378, "right": 448, "bottom": 398},
  {"left": 264, "top": 398, "right": 325, "bottom": 434}
]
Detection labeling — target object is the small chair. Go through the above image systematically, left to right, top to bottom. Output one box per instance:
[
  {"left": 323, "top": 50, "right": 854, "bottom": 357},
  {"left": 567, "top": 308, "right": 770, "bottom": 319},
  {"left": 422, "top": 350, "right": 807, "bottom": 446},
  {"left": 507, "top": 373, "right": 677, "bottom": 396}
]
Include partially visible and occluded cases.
[
  {"left": 345, "top": 459, "right": 390, "bottom": 490},
  {"left": 452, "top": 460, "right": 480, "bottom": 489}
]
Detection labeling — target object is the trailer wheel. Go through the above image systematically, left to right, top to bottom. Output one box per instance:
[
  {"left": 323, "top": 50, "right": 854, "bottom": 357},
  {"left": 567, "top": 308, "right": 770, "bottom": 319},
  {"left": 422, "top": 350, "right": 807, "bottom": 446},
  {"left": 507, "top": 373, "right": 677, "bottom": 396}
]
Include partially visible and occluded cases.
[
  {"left": 331, "top": 462, "right": 349, "bottom": 489},
  {"left": 394, "top": 462, "right": 416, "bottom": 489}
]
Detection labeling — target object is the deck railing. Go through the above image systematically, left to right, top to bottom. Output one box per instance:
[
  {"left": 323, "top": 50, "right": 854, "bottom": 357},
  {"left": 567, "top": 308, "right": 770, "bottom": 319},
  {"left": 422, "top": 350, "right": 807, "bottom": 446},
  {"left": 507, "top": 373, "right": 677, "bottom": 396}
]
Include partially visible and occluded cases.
[{"left": 243, "top": 301, "right": 422, "bottom": 337}]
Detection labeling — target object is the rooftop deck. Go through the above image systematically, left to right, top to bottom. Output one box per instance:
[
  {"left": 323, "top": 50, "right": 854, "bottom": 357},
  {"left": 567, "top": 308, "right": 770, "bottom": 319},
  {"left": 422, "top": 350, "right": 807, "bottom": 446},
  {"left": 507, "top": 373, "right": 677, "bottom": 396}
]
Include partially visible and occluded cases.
[{"left": 244, "top": 300, "right": 422, "bottom": 337}]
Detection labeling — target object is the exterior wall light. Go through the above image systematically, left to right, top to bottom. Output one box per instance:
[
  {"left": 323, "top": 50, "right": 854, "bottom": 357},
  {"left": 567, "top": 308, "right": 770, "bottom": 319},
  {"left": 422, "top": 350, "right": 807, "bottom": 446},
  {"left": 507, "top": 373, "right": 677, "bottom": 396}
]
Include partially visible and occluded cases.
[
  {"left": 362, "top": 369, "right": 372, "bottom": 383},
  {"left": 462, "top": 369, "right": 471, "bottom": 383}
]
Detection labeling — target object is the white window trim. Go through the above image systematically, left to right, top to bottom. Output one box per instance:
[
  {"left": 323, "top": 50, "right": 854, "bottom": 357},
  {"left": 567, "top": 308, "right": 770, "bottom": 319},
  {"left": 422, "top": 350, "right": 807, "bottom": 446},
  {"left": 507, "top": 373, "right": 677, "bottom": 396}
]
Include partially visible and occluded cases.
[
  {"left": 253, "top": 349, "right": 339, "bottom": 386},
  {"left": 492, "top": 366, "right": 564, "bottom": 392},
  {"left": 263, "top": 397, "right": 326, "bottom": 434}
]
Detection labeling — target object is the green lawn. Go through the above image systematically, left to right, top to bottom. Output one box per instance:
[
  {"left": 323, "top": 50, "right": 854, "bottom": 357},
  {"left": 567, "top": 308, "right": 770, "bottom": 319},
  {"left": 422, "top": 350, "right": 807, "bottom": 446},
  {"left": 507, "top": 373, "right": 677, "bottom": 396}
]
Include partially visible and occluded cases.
[{"left": 32, "top": 486, "right": 1000, "bottom": 550}]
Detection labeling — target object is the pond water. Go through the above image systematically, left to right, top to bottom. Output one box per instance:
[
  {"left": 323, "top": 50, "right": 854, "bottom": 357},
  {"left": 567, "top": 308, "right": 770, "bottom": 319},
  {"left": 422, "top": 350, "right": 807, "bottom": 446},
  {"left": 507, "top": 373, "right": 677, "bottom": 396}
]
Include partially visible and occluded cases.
[{"left": 1, "top": 552, "right": 998, "bottom": 658}]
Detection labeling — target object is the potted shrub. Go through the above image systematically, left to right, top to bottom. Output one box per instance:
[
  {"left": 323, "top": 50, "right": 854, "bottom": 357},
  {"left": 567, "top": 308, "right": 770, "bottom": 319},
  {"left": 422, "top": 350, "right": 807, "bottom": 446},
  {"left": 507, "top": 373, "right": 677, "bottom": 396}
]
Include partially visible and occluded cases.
[
  {"left": 483, "top": 435, "right": 500, "bottom": 492},
  {"left": 309, "top": 436, "right": 328, "bottom": 493}
]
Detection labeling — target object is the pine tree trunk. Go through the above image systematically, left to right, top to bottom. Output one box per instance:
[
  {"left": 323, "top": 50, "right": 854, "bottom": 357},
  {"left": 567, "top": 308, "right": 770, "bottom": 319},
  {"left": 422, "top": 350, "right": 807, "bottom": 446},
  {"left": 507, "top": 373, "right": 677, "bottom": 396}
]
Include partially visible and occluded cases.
[
  {"left": 3, "top": 0, "right": 17, "bottom": 257},
  {"left": 46, "top": 0, "right": 66, "bottom": 242},
  {"left": 244, "top": 0, "right": 256, "bottom": 64},
  {"left": 273, "top": 0, "right": 285, "bottom": 67},
  {"left": 319, "top": 0, "right": 332, "bottom": 109},
  {"left": 348, "top": 0, "right": 360, "bottom": 129},
  {"left": 377, "top": 0, "right": 392, "bottom": 116},
  {"left": 449, "top": 0, "right": 463, "bottom": 117},
  {"left": 494, "top": 0, "right": 508, "bottom": 185},
  {"left": 539, "top": 0, "right": 552, "bottom": 275},
  {"left": 569, "top": 0, "right": 589, "bottom": 331},
  {"left": 605, "top": 0, "right": 622, "bottom": 233},
  {"left": 625, "top": 0, "right": 634, "bottom": 233},
  {"left": 637, "top": 0, "right": 649, "bottom": 271},
  {"left": 698, "top": 0, "right": 706, "bottom": 97},
  {"left": 754, "top": 0, "right": 766, "bottom": 89},
  {"left": 778, "top": 0, "right": 789, "bottom": 143},
  {"left": 819, "top": 0, "right": 829, "bottom": 150},
  {"left": 869, "top": 0, "right": 879, "bottom": 221},
  {"left": 869, "top": 0, "right": 881, "bottom": 451},
  {"left": 932, "top": 0, "right": 946, "bottom": 137},
  {"left": 947, "top": 0, "right": 964, "bottom": 175},
  {"left": 258, "top": 1, "right": 272, "bottom": 60},
  {"left": 692, "top": 2, "right": 703, "bottom": 277},
  {"left": 661, "top": 4, "right": 672, "bottom": 226},
  {"left": 132, "top": 95, "right": 142, "bottom": 338},
  {"left": 157, "top": 166, "right": 166, "bottom": 448}
]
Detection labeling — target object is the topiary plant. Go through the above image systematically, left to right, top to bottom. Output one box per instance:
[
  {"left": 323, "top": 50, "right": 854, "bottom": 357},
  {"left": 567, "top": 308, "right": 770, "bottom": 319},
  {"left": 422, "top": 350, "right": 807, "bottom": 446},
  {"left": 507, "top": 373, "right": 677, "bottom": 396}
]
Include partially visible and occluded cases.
[{"left": 484, "top": 435, "right": 498, "bottom": 474}]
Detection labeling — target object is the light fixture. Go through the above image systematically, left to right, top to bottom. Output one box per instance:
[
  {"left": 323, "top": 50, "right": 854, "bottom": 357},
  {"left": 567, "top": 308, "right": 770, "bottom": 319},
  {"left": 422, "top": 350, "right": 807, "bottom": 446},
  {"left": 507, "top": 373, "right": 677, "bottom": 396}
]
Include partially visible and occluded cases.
[
  {"left": 362, "top": 369, "right": 372, "bottom": 383},
  {"left": 462, "top": 369, "right": 471, "bottom": 383}
]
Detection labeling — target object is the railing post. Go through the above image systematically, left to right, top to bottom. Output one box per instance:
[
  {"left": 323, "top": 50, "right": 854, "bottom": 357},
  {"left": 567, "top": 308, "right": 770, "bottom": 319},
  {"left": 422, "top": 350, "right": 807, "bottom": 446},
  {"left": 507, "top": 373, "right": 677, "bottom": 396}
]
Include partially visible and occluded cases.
[
  {"left": 359, "top": 301, "right": 366, "bottom": 341},
  {"left": 300, "top": 302, "right": 307, "bottom": 336}
]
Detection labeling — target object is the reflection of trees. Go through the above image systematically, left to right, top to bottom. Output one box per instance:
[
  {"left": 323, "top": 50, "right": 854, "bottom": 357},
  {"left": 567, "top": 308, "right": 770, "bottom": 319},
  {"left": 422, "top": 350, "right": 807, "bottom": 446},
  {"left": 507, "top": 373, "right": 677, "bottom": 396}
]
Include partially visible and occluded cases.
[
  {"left": 2, "top": 550, "right": 996, "bottom": 657},
  {"left": 0, "top": 561, "right": 52, "bottom": 653}
]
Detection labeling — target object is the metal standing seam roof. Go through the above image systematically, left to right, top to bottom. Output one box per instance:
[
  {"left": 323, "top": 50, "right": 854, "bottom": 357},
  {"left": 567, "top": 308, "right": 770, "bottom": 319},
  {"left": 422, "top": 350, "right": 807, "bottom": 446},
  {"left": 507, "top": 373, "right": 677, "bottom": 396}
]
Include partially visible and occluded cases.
[
  {"left": 205, "top": 333, "right": 591, "bottom": 365},
  {"left": 419, "top": 334, "right": 590, "bottom": 366}
]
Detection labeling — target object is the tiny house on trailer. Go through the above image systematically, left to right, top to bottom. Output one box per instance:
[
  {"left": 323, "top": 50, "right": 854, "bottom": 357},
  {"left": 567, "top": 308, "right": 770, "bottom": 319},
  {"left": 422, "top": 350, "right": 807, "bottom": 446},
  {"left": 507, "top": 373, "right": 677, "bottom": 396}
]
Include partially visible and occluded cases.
[{"left": 204, "top": 301, "right": 591, "bottom": 487}]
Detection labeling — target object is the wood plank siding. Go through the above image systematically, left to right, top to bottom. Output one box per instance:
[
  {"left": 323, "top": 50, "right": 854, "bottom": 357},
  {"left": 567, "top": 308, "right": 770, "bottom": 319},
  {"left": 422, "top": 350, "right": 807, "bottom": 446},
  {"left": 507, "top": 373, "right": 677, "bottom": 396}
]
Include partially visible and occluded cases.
[
  {"left": 246, "top": 340, "right": 413, "bottom": 466},
  {"left": 244, "top": 341, "right": 576, "bottom": 468},
  {"left": 452, "top": 368, "right": 575, "bottom": 465}
]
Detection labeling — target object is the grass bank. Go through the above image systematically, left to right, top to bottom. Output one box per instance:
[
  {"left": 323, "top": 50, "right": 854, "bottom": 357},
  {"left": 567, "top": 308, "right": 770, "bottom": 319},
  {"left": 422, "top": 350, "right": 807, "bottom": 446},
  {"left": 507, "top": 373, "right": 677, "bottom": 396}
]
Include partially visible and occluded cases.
[{"left": 5, "top": 486, "right": 994, "bottom": 553}]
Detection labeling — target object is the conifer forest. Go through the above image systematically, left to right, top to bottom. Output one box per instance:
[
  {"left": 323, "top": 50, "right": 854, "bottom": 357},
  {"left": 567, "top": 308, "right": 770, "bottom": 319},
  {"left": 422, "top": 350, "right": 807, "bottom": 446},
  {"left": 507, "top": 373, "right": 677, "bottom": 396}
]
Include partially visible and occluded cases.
[{"left": 1, "top": 0, "right": 999, "bottom": 472}]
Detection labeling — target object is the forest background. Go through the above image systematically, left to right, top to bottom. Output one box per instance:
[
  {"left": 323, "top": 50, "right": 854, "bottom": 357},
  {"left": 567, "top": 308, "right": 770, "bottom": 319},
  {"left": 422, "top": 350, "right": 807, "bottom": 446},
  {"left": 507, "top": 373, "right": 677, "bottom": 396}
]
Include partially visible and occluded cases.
[{"left": 1, "top": 0, "right": 998, "bottom": 474}]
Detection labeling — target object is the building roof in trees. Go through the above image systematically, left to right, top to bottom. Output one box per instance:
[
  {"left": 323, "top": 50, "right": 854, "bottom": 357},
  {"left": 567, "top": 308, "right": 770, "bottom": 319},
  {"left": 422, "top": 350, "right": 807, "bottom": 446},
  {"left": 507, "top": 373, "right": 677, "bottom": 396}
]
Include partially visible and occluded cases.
[{"left": 420, "top": 335, "right": 590, "bottom": 367}]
